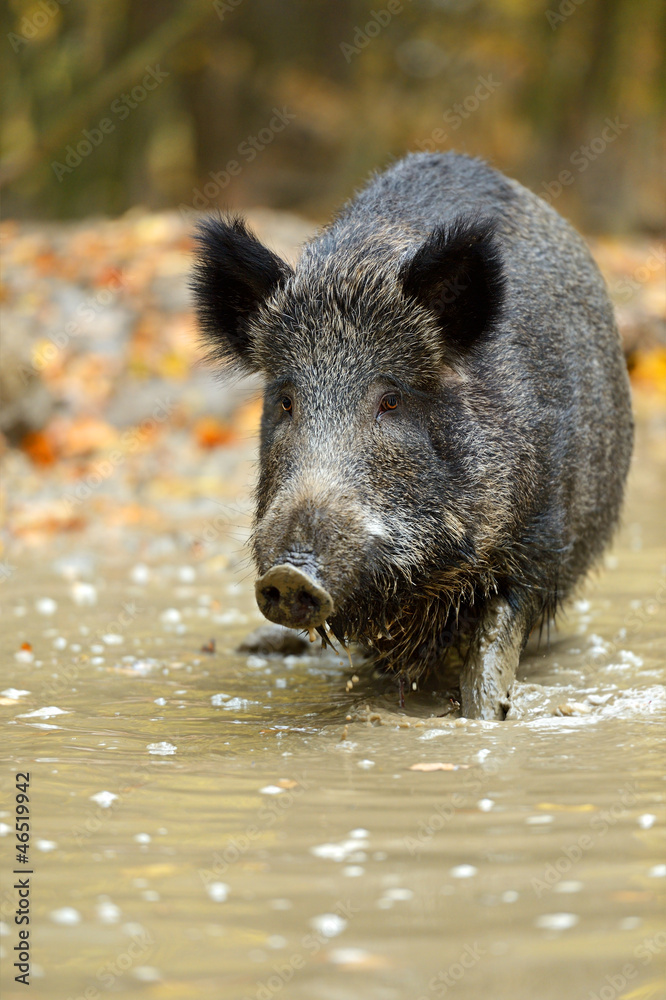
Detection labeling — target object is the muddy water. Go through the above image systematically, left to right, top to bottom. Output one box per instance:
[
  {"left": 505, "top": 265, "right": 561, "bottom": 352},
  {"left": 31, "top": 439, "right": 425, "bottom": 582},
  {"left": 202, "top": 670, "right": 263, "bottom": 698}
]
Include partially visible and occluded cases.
[{"left": 1, "top": 414, "right": 665, "bottom": 1000}]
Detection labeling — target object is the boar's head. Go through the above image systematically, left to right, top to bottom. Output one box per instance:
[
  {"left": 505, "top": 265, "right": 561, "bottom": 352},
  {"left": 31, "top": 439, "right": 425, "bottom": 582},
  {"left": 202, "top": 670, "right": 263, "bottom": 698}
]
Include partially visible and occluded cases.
[{"left": 192, "top": 214, "right": 507, "bottom": 675}]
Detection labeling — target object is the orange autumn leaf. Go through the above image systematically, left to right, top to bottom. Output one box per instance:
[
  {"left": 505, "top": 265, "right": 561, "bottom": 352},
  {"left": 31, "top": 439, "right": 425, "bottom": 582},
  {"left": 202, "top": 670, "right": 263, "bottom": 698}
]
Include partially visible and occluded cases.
[
  {"left": 33, "top": 251, "right": 59, "bottom": 275},
  {"left": 93, "top": 266, "right": 125, "bottom": 289},
  {"left": 629, "top": 347, "right": 666, "bottom": 395},
  {"left": 157, "top": 352, "right": 188, "bottom": 379},
  {"left": 60, "top": 417, "right": 118, "bottom": 457},
  {"left": 194, "top": 417, "right": 234, "bottom": 449},
  {"left": 21, "top": 431, "right": 57, "bottom": 466},
  {"left": 11, "top": 503, "right": 86, "bottom": 538},
  {"left": 106, "top": 503, "right": 164, "bottom": 527},
  {"left": 536, "top": 802, "right": 596, "bottom": 812}
]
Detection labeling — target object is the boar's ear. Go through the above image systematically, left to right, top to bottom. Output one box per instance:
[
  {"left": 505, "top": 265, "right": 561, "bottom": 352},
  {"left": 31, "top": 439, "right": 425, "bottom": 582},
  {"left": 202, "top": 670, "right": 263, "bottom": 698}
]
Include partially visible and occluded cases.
[
  {"left": 191, "top": 215, "right": 293, "bottom": 371},
  {"left": 399, "top": 217, "right": 504, "bottom": 351}
]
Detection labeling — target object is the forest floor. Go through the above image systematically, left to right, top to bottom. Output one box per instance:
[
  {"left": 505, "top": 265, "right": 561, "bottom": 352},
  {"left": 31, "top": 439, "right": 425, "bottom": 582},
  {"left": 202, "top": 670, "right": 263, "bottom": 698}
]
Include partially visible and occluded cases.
[{"left": 0, "top": 210, "right": 664, "bottom": 566}]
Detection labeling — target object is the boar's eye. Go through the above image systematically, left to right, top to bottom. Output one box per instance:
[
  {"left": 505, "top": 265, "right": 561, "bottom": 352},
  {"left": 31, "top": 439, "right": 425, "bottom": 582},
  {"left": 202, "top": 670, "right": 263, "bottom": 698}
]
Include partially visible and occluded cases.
[
  {"left": 378, "top": 392, "right": 400, "bottom": 414},
  {"left": 281, "top": 396, "right": 293, "bottom": 413}
]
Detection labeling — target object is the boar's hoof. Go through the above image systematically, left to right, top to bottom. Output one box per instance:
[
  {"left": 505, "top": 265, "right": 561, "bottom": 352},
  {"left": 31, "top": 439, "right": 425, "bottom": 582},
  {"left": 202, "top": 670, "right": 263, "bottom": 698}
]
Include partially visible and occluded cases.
[{"left": 255, "top": 564, "right": 333, "bottom": 630}]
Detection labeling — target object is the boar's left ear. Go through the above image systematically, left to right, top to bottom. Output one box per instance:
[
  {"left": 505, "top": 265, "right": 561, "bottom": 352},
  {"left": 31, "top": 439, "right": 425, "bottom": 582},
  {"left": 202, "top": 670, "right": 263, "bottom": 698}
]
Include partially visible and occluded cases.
[
  {"left": 191, "top": 215, "right": 293, "bottom": 371},
  {"left": 399, "top": 217, "right": 504, "bottom": 351}
]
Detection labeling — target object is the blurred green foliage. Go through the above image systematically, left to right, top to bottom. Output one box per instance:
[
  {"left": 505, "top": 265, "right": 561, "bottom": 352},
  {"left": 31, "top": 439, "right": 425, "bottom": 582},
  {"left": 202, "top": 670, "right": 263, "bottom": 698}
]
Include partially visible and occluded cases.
[{"left": 1, "top": 0, "right": 664, "bottom": 230}]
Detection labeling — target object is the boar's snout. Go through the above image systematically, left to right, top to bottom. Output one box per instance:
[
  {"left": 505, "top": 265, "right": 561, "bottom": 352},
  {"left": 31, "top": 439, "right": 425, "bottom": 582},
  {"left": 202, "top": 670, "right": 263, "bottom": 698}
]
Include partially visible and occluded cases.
[{"left": 255, "top": 563, "right": 334, "bottom": 630}]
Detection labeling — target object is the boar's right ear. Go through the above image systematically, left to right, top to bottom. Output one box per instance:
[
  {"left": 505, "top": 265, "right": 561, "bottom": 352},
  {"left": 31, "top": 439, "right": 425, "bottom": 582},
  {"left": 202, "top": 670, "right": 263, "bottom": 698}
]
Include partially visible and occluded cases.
[
  {"left": 191, "top": 215, "right": 293, "bottom": 371},
  {"left": 399, "top": 217, "right": 504, "bottom": 352}
]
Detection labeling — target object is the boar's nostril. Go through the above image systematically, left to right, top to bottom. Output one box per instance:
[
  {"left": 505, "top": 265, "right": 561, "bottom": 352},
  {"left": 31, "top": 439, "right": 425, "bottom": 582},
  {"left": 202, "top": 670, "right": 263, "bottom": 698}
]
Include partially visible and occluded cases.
[
  {"left": 255, "top": 564, "right": 333, "bottom": 630},
  {"left": 261, "top": 586, "right": 281, "bottom": 607},
  {"left": 296, "top": 589, "right": 318, "bottom": 611}
]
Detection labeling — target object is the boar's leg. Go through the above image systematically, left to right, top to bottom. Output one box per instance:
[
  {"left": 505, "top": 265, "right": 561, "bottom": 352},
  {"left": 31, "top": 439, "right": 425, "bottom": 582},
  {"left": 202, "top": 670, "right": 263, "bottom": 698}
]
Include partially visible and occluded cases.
[{"left": 459, "top": 599, "right": 526, "bottom": 720}]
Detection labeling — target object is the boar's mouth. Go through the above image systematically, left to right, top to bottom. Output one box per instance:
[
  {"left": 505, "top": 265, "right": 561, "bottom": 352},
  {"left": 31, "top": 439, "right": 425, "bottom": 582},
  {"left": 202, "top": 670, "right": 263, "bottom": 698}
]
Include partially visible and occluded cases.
[{"left": 255, "top": 563, "right": 334, "bottom": 630}]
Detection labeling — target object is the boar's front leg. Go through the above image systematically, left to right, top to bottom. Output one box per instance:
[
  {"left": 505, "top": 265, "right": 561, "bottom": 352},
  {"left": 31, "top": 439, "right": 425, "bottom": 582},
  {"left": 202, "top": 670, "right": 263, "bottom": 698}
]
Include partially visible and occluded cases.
[{"left": 459, "top": 599, "right": 527, "bottom": 720}]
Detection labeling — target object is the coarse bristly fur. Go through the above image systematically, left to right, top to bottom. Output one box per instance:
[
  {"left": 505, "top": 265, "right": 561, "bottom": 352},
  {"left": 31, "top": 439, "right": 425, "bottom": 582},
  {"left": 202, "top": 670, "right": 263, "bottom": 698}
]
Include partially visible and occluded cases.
[{"left": 191, "top": 151, "right": 634, "bottom": 690}]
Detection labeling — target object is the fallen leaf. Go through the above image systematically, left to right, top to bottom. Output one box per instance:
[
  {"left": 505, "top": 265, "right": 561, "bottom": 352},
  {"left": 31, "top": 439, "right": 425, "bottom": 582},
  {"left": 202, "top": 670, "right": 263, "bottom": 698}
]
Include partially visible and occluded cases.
[
  {"left": 33, "top": 250, "right": 59, "bottom": 275},
  {"left": 93, "top": 266, "right": 125, "bottom": 289},
  {"left": 629, "top": 347, "right": 666, "bottom": 395},
  {"left": 157, "top": 351, "right": 188, "bottom": 379},
  {"left": 60, "top": 417, "right": 118, "bottom": 457},
  {"left": 194, "top": 417, "right": 234, "bottom": 449},
  {"left": 21, "top": 431, "right": 56, "bottom": 466},
  {"left": 11, "top": 499, "right": 86, "bottom": 538},
  {"left": 276, "top": 778, "right": 299, "bottom": 789},
  {"left": 536, "top": 802, "right": 596, "bottom": 812},
  {"left": 120, "top": 863, "right": 177, "bottom": 878},
  {"left": 610, "top": 890, "right": 653, "bottom": 903}
]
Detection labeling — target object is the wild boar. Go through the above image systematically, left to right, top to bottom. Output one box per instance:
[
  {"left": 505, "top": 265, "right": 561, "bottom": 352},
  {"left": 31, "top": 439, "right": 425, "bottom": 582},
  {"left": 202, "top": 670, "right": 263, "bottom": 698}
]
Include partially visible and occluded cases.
[{"left": 192, "top": 152, "right": 633, "bottom": 719}]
